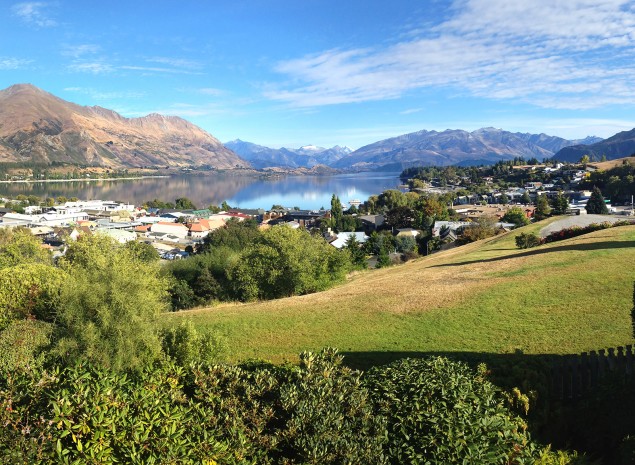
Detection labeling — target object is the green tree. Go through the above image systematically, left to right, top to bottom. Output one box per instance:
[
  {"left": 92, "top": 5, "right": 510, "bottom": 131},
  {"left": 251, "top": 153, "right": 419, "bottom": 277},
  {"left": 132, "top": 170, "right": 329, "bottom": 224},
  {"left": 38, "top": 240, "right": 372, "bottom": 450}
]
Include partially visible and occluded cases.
[
  {"left": 580, "top": 154, "right": 590, "bottom": 165},
  {"left": 585, "top": 186, "right": 609, "bottom": 214},
  {"left": 377, "top": 189, "right": 407, "bottom": 211},
  {"left": 521, "top": 191, "right": 531, "bottom": 204},
  {"left": 550, "top": 191, "right": 570, "bottom": 215},
  {"left": 499, "top": 193, "right": 509, "bottom": 204},
  {"left": 330, "top": 194, "right": 343, "bottom": 232},
  {"left": 534, "top": 194, "right": 552, "bottom": 221},
  {"left": 174, "top": 197, "right": 196, "bottom": 210},
  {"left": 385, "top": 206, "right": 414, "bottom": 229},
  {"left": 501, "top": 207, "right": 530, "bottom": 227},
  {"left": 456, "top": 216, "right": 498, "bottom": 244},
  {"left": 197, "top": 218, "right": 260, "bottom": 253},
  {"left": 230, "top": 226, "right": 350, "bottom": 301},
  {"left": 0, "top": 229, "right": 52, "bottom": 269},
  {"left": 54, "top": 234, "right": 169, "bottom": 371},
  {"left": 345, "top": 235, "right": 367, "bottom": 269}
]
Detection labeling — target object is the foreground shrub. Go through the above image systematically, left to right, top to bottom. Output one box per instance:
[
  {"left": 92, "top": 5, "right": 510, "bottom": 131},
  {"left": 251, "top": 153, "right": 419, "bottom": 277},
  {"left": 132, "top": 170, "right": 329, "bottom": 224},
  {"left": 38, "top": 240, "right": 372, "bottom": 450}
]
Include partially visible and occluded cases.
[
  {"left": 191, "top": 348, "right": 388, "bottom": 464},
  {"left": 0, "top": 351, "right": 584, "bottom": 464},
  {"left": 364, "top": 357, "right": 539, "bottom": 464}
]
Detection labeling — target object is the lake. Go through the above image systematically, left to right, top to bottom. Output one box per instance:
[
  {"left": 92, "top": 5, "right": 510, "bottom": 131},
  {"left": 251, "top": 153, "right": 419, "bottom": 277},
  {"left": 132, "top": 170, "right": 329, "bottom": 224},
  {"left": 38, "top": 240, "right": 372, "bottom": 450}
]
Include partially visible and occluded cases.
[{"left": 0, "top": 172, "right": 403, "bottom": 210}]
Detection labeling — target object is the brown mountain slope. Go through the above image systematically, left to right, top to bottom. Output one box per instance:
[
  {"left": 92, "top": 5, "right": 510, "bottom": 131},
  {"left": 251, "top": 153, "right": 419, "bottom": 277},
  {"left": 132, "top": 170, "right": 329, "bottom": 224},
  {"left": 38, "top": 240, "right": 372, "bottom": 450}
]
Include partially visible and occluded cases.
[{"left": 0, "top": 84, "right": 249, "bottom": 169}]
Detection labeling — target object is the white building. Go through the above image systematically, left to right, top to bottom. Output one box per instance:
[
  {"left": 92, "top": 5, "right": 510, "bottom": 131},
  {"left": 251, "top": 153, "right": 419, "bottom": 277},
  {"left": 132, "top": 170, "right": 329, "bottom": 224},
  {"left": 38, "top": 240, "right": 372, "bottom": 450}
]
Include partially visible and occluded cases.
[{"left": 2, "top": 211, "right": 89, "bottom": 227}]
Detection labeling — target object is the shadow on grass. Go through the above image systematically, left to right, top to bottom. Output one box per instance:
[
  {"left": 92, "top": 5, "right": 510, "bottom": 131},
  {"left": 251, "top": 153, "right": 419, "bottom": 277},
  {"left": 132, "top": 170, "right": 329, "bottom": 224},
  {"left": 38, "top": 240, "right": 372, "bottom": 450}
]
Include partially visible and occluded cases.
[
  {"left": 429, "top": 240, "right": 635, "bottom": 268},
  {"left": 342, "top": 349, "right": 635, "bottom": 464}
]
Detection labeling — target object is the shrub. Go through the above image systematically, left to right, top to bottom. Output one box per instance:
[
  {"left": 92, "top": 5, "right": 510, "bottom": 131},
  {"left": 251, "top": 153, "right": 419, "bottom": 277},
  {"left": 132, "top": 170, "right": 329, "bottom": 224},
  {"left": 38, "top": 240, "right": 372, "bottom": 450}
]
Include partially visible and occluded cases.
[
  {"left": 515, "top": 232, "right": 543, "bottom": 249},
  {"left": 160, "top": 320, "right": 226, "bottom": 366},
  {"left": 364, "top": 357, "right": 538, "bottom": 464}
]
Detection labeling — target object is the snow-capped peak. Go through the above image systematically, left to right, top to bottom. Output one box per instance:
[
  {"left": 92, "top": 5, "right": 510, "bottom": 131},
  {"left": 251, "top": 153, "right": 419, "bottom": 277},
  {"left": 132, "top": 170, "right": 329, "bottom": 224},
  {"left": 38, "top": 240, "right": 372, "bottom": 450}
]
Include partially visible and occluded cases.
[{"left": 299, "top": 144, "right": 324, "bottom": 152}]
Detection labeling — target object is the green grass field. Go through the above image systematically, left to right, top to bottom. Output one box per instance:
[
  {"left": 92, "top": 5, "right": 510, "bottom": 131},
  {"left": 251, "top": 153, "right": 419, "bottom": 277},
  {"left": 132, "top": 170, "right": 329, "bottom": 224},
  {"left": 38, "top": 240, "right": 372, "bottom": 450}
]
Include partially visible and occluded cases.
[{"left": 164, "top": 219, "right": 635, "bottom": 368}]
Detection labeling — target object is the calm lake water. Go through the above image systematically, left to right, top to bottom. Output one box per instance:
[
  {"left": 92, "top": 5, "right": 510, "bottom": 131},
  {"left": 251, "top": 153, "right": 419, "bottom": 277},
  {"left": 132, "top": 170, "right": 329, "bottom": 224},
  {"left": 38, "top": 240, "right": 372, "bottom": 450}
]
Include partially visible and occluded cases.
[{"left": 0, "top": 172, "right": 402, "bottom": 210}]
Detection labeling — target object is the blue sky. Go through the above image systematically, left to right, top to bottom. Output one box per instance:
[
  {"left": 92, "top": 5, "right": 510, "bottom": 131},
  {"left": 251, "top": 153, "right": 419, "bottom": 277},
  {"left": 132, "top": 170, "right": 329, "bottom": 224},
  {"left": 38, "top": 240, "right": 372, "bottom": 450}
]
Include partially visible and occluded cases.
[{"left": 2, "top": 0, "right": 635, "bottom": 149}]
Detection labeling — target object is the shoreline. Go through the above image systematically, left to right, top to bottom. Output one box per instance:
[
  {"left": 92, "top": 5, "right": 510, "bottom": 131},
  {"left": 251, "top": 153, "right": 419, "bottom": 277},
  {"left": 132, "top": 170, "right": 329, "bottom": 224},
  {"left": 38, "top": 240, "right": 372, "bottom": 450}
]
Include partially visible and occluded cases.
[{"left": 0, "top": 175, "right": 171, "bottom": 184}]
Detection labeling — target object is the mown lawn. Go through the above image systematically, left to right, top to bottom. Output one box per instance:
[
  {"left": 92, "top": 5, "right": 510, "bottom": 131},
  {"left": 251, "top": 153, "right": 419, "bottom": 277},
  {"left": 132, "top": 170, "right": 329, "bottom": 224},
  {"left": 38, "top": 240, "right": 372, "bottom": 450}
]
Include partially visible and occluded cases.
[{"left": 163, "top": 219, "right": 635, "bottom": 367}]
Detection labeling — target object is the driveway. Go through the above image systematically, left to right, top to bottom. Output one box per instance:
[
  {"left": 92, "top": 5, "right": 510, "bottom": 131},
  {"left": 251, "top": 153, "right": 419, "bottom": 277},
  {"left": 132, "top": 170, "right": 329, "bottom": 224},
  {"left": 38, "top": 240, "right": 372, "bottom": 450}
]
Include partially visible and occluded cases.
[{"left": 539, "top": 214, "right": 626, "bottom": 237}]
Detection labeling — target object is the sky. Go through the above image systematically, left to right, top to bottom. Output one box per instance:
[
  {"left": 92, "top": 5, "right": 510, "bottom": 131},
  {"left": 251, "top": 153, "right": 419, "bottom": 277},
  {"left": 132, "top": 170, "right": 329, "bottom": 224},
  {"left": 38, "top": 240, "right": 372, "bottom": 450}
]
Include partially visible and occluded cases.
[{"left": 2, "top": 0, "right": 635, "bottom": 150}]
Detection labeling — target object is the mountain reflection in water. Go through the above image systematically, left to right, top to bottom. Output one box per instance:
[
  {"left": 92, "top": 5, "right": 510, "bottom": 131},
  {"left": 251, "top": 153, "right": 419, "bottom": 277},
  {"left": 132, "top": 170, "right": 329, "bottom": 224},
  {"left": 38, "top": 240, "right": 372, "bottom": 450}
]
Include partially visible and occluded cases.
[{"left": 0, "top": 172, "right": 402, "bottom": 210}]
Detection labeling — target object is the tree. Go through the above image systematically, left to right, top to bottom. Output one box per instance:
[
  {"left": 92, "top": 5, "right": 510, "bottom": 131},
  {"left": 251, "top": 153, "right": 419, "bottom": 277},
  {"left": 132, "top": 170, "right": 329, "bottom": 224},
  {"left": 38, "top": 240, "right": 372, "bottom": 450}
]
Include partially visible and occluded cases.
[
  {"left": 580, "top": 154, "right": 590, "bottom": 165},
  {"left": 585, "top": 186, "right": 609, "bottom": 214},
  {"left": 521, "top": 191, "right": 531, "bottom": 205},
  {"left": 550, "top": 191, "right": 569, "bottom": 215},
  {"left": 499, "top": 193, "right": 509, "bottom": 205},
  {"left": 330, "top": 194, "right": 343, "bottom": 232},
  {"left": 534, "top": 194, "right": 552, "bottom": 221},
  {"left": 174, "top": 197, "right": 196, "bottom": 210},
  {"left": 221, "top": 200, "right": 231, "bottom": 211},
  {"left": 385, "top": 206, "right": 415, "bottom": 229},
  {"left": 501, "top": 207, "right": 530, "bottom": 227},
  {"left": 456, "top": 216, "right": 498, "bottom": 244},
  {"left": 198, "top": 218, "right": 260, "bottom": 253},
  {"left": 230, "top": 226, "right": 350, "bottom": 301},
  {"left": 0, "top": 229, "right": 52, "bottom": 269},
  {"left": 54, "top": 234, "right": 169, "bottom": 371},
  {"left": 345, "top": 235, "right": 367, "bottom": 269}
]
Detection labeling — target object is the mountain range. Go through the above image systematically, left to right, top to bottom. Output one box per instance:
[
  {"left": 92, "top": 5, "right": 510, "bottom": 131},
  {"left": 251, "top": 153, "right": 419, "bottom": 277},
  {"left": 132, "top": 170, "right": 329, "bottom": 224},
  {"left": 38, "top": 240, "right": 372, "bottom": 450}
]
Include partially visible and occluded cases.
[
  {"left": 3, "top": 83, "right": 633, "bottom": 171},
  {"left": 0, "top": 84, "right": 247, "bottom": 169},
  {"left": 330, "top": 128, "right": 602, "bottom": 170},
  {"left": 551, "top": 128, "right": 635, "bottom": 163},
  {"left": 228, "top": 129, "right": 603, "bottom": 171},
  {"left": 224, "top": 140, "right": 352, "bottom": 169}
]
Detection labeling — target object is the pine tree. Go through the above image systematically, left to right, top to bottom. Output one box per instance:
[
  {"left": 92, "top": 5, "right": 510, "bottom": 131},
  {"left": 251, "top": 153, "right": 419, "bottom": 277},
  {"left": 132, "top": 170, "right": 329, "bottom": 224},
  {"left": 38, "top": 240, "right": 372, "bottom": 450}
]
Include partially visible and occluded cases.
[
  {"left": 585, "top": 186, "right": 609, "bottom": 214},
  {"left": 521, "top": 191, "right": 531, "bottom": 205},
  {"left": 550, "top": 191, "right": 569, "bottom": 215},
  {"left": 534, "top": 194, "right": 551, "bottom": 221}
]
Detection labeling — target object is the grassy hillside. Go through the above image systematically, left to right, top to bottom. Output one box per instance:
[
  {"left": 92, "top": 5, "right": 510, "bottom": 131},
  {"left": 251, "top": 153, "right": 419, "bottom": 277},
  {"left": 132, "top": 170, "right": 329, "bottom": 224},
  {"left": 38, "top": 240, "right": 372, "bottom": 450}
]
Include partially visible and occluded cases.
[{"left": 165, "top": 219, "right": 635, "bottom": 367}]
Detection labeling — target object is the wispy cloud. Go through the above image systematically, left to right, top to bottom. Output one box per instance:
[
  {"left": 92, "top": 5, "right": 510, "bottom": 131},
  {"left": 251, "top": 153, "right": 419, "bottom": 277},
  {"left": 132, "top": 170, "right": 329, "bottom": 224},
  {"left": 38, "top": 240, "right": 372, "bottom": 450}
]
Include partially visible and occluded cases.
[
  {"left": 265, "top": 0, "right": 635, "bottom": 110},
  {"left": 12, "top": 2, "right": 57, "bottom": 27},
  {"left": 61, "top": 44, "right": 100, "bottom": 58},
  {"left": 0, "top": 57, "right": 32, "bottom": 69},
  {"left": 147, "top": 57, "right": 202, "bottom": 70},
  {"left": 68, "top": 62, "right": 114, "bottom": 74},
  {"left": 120, "top": 65, "right": 202, "bottom": 75},
  {"left": 63, "top": 87, "right": 145, "bottom": 100},
  {"left": 400, "top": 108, "right": 422, "bottom": 115}
]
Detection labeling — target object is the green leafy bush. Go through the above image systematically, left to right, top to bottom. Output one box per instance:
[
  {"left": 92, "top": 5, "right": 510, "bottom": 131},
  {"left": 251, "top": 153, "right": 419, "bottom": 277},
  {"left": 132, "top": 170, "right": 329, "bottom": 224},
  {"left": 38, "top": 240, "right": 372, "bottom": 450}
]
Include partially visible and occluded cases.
[
  {"left": 515, "top": 232, "right": 543, "bottom": 249},
  {"left": 364, "top": 357, "right": 539, "bottom": 464}
]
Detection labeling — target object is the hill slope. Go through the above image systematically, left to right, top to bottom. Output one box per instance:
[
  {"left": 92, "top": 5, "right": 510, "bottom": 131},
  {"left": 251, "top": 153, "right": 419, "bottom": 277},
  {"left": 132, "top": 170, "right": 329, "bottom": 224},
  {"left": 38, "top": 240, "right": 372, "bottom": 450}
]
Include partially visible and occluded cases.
[
  {"left": 0, "top": 84, "right": 249, "bottom": 169},
  {"left": 334, "top": 128, "right": 601, "bottom": 170},
  {"left": 552, "top": 128, "right": 635, "bottom": 162},
  {"left": 166, "top": 221, "right": 635, "bottom": 365}
]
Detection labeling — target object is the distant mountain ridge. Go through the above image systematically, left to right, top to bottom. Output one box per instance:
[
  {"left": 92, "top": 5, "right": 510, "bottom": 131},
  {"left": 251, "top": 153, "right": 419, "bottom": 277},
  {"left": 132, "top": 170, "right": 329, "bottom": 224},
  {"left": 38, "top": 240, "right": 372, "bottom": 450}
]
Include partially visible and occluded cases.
[
  {"left": 0, "top": 84, "right": 249, "bottom": 169},
  {"left": 332, "top": 128, "right": 603, "bottom": 170},
  {"left": 552, "top": 128, "right": 635, "bottom": 162},
  {"left": 224, "top": 139, "right": 351, "bottom": 169}
]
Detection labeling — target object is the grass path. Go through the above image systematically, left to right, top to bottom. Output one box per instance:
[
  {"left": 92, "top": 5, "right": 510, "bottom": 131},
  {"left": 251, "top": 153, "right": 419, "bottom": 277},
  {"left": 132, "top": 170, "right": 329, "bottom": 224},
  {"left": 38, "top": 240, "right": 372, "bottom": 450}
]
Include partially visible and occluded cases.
[{"left": 164, "top": 219, "right": 635, "bottom": 366}]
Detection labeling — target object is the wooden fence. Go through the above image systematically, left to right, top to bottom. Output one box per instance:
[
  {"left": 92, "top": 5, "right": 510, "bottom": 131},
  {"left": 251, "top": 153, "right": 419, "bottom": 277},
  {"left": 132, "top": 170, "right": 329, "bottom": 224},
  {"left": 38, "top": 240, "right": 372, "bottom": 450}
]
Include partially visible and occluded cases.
[{"left": 551, "top": 345, "right": 634, "bottom": 400}]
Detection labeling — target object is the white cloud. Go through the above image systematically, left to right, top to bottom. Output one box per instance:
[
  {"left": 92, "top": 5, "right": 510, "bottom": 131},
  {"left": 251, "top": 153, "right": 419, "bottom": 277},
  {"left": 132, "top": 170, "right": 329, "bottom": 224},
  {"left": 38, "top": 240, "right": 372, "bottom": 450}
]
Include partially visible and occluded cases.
[
  {"left": 265, "top": 0, "right": 635, "bottom": 110},
  {"left": 12, "top": 2, "right": 57, "bottom": 27},
  {"left": 61, "top": 44, "right": 100, "bottom": 58},
  {"left": 0, "top": 57, "right": 32, "bottom": 69},
  {"left": 147, "top": 57, "right": 202, "bottom": 70},
  {"left": 68, "top": 62, "right": 114, "bottom": 74},
  {"left": 120, "top": 65, "right": 201, "bottom": 75},
  {"left": 63, "top": 87, "right": 145, "bottom": 100}
]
